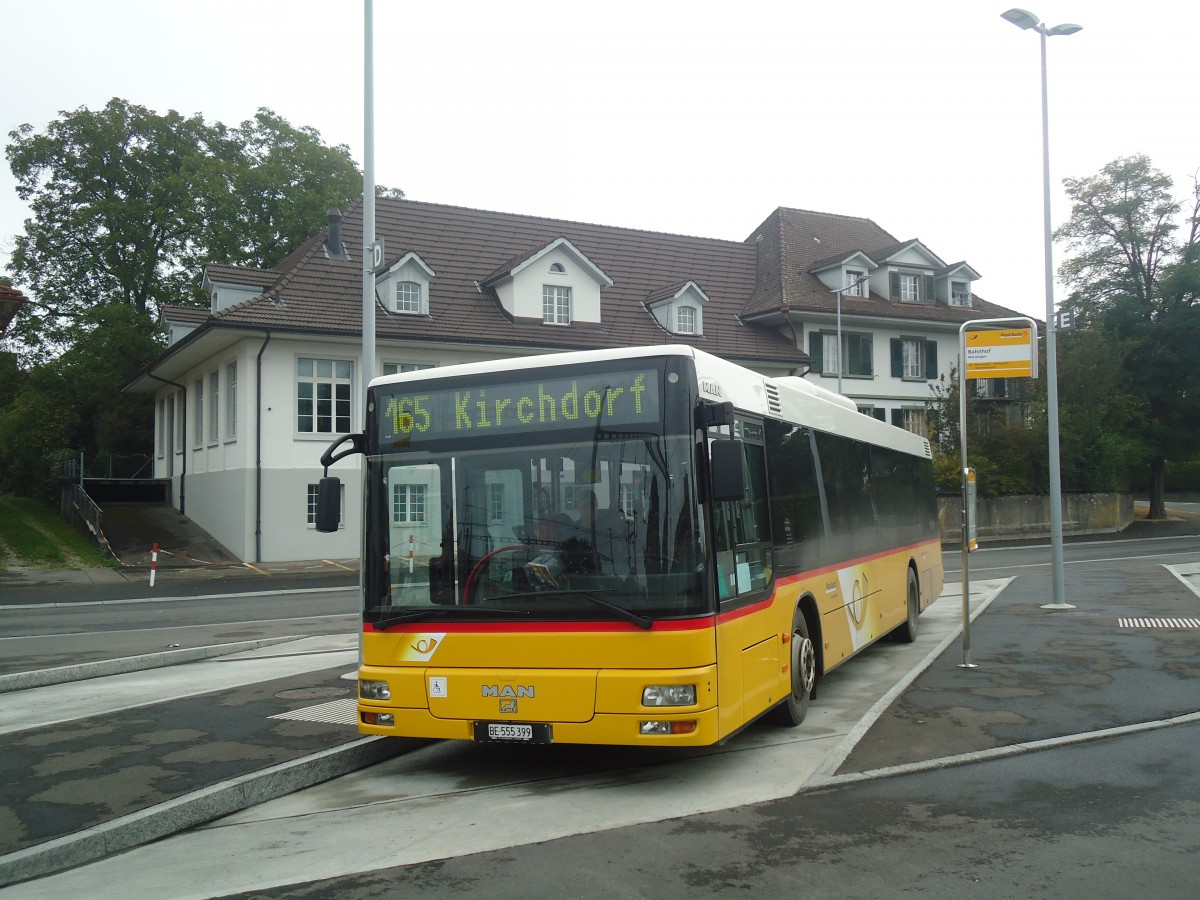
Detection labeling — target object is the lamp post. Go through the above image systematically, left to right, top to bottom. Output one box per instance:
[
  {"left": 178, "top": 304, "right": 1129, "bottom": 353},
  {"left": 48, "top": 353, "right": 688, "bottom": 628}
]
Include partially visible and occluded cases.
[
  {"left": 362, "top": 0, "right": 376, "bottom": 398},
  {"left": 1001, "top": 8, "right": 1080, "bottom": 610},
  {"left": 833, "top": 272, "right": 871, "bottom": 395}
]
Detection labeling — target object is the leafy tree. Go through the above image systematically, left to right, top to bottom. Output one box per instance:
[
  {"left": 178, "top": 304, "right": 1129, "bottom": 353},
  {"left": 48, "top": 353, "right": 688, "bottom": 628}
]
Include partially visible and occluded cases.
[
  {"left": 1, "top": 98, "right": 376, "bottom": 499},
  {"left": 5, "top": 98, "right": 365, "bottom": 358},
  {"left": 201, "top": 109, "right": 363, "bottom": 270},
  {"left": 1055, "top": 155, "right": 1200, "bottom": 518}
]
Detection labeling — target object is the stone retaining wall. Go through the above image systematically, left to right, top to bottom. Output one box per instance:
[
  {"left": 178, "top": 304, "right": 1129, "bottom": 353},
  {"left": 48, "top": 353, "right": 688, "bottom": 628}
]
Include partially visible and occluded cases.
[{"left": 938, "top": 492, "right": 1132, "bottom": 542}]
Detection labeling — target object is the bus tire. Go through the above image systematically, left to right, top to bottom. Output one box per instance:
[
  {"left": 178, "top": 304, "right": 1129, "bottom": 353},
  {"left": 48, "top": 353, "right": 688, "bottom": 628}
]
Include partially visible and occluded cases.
[
  {"left": 890, "top": 567, "right": 920, "bottom": 644},
  {"left": 773, "top": 609, "right": 816, "bottom": 727}
]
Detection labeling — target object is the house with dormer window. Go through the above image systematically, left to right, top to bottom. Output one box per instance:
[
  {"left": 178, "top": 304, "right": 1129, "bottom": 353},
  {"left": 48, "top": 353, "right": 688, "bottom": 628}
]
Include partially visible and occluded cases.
[{"left": 125, "top": 198, "right": 1027, "bottom": 562}]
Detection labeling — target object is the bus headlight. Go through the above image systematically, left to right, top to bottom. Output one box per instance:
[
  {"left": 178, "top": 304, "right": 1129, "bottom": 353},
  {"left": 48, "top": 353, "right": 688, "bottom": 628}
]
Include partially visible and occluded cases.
[
  {"left": 360, "top": 679, "right": 391, "bottom": 701},
  {"left": 642, "top": 684, "right": 696, "bottom": 707},
  {"left": 640, "top": 720, "right": 698, "bottom": 735}
]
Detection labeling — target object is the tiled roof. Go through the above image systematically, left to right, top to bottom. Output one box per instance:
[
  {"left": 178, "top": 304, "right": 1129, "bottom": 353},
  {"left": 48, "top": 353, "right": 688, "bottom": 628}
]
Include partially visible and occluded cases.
[
  {"left": 208, "top": 198, "right": 802, "bottom": 364},
  {"left": 740, "top": 208, "right": 1025, "bottom": 325},
  {"left": 203, "top": 264, "right": 280, "bottom": 289},
  {"left": 159, "top": 303, "right": 209, "bottom": 325}
]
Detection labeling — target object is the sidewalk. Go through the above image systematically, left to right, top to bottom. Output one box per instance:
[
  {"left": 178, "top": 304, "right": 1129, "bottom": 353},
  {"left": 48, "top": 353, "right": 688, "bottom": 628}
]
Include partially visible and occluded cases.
[{"left": 838, "top": 558, "right": 1200, "bottom": 776}]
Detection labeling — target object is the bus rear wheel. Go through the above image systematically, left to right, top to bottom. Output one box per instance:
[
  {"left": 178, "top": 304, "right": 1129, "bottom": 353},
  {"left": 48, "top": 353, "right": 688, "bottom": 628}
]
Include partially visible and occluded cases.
[
  {"left": 889, "top": 567, "right": 920, "bottom": 643},
  {"left": 773, "top": 610, "right": 816, "bottom": 727}
]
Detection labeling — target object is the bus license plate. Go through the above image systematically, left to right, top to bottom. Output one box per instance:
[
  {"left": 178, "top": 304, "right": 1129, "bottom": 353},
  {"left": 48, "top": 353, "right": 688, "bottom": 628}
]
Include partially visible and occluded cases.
[{"left": 474, "top": 722, "right": 551, "bottom": 743}]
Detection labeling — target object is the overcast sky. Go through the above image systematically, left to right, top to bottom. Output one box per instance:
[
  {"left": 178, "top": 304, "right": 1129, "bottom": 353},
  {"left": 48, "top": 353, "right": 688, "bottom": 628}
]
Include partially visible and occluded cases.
[{"left": 2, "top": 0, "right": 1197, "bottom": 323}]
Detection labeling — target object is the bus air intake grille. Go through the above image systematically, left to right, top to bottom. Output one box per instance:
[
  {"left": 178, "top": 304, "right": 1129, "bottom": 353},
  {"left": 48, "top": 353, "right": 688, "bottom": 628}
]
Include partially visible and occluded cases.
[{"left": 765, "top": 384, "right": 782, "bottom": 416}]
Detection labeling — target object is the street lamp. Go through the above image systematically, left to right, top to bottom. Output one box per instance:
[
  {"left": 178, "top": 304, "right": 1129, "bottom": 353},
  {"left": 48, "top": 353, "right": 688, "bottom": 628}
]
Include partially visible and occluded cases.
[
  {"left": 1001, "top": 8, "right": 1081, "bottom": 610},
  {"left": 832, "top": 272, "right": 871, "bottom": 395}
]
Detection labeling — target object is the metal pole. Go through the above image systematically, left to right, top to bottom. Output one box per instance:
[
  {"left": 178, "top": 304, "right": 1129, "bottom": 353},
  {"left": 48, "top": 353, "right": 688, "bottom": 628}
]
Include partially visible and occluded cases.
[
  {"left": 362, "top": 0, "right": 376, "bottom": 396},
  {"left": 1039, "top": 24, "right": 1072, "bottom": 610},
  {"left": 835, "top": 289, "right": 843, "bottom": 394},
  {"left": 958, "top": 336, "right": 976, "bottom": 668}
]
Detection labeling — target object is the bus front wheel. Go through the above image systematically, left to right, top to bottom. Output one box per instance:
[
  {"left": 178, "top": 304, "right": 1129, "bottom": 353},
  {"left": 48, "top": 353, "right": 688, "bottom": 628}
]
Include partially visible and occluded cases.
[{"left": 773, "top": 610, "right": 817, "bottom": 727}]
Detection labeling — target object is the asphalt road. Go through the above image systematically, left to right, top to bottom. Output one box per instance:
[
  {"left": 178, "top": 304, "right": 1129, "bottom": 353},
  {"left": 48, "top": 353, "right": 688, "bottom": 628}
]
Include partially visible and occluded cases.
[{"left": 2, "top": 524, "right": 1198, "bottom": 898}]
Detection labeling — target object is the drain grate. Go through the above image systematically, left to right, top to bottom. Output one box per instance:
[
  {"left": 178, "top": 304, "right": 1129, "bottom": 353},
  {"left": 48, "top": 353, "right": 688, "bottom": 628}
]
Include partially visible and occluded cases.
[{"left": 1118, "top": 617, "right": 1200, "bottom": 628}]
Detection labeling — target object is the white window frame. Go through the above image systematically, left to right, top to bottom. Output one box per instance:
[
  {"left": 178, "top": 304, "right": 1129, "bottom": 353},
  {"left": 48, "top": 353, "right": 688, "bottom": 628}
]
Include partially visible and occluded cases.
[
  {"left": 845, "top": 269, "right": 867, "bottom": 297},
  {"left": 899, "top": 273, "right": 919, "bottom": 303},
  {"left": 950, "top": 280, "right": 971, "bottom": 306},
  {"left": 395, "top": 281, "right": 421, "bottom": 314},
  {"left": 543, "top": 285, "right": 572, "bottom": 325},
  {"left": 677, "top": 305, "right": 696, "bottom": 334},
  {"left": 821, "top": 333, "right": 840, "bottom": 376},
  {"left": 902, "top": 338, "right": 925, "bottom": 380},
  {"left": 296, "top": 357, "right": 353, "bottom": 435},
  {"left": 225, "top": 362, "right": 237, "bottom": 441},
  {"left": 382, "top": 362, "right": 436, "bottom": 376},
  {"left": 208, "top": 371, "right": 219, "bottom": 445},
  {"left": 193, "top": 378, "right": 204, "bottom": 447},
  {"left": 901, "top": 407, "right": 928, "bottom": 437},
  {"left": 307, "top": 482, "right": 344, "bottom": 528},
  {"left": 392, "top": 483, "right": 428, "bottom": 525},
  {"left": 487, "top": 483, "right": 505, "bottom": 523}
]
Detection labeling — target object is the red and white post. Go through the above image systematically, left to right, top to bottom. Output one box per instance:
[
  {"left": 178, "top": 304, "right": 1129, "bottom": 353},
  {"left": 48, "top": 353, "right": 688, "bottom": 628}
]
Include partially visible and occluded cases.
[{"left": 149, "top": 543, "right": 159, "bottom": 587}]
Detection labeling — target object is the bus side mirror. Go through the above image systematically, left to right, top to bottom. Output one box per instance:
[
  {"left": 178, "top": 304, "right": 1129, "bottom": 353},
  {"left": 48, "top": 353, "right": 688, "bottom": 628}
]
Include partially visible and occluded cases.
[
  {"left": 710, "top": 440, "right": 745, "bottom": 502},
  {"left": 315, "top": 476, "right": 342, "bottom": 533}
]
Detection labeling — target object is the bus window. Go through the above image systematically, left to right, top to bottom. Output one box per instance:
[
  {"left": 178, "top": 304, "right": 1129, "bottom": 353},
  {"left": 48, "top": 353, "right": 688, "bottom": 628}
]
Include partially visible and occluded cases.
[
  {"left": 711, "top": 419, "right": 773, "bottom": 600},
  {"left": 764, "top": 420, "right": 829, "bottom": 573}
]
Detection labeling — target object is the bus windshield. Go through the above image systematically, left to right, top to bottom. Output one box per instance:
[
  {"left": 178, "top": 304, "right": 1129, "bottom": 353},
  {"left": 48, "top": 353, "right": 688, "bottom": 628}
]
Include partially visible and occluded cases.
[{"left": 362, "top": 359, "right": 709, "bottom": 625}]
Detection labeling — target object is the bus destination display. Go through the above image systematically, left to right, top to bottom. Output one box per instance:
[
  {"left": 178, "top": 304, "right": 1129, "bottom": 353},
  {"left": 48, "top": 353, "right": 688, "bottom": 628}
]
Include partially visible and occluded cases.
[{"left": 379, "top": 368, "right": 660, "bottom": 444}]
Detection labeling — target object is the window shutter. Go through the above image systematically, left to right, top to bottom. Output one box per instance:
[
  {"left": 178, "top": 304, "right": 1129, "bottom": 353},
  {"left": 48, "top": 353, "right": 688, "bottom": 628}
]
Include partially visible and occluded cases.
[
  {"left": 889, "top": 271, "right": 900, "bottom": 300},
  {"left": 923, "top": 274, "right": 935, "bottom": 303},
  {"left": 808, "top": 332, "right": 823, "bottom": 373},
  {"left": 890, "top": 339, "right": 903, "bottom": 377},
  {"left": 925, "top": 340, "right": 938, "bottom": 380},
  {"left": 995, "top": 378, "right": 1007, "bottom": 398},
  {"left": 873, "top": 408, "right": 886, "bottom": 422},
  {"left": 891, "top": 409, "right": 904, "bottom": 427}
]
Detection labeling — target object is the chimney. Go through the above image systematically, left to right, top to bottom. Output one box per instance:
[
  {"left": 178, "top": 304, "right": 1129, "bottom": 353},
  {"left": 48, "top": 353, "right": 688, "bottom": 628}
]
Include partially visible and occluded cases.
[{"left": 325, "top": 208, "right": 350, "bottom": 260}]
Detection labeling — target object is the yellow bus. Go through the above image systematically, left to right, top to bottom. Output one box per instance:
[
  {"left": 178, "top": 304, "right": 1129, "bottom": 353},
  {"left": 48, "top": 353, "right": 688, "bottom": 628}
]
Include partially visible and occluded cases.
[{"left": 317, "top": 345, "right": 942, "bottom": 747}]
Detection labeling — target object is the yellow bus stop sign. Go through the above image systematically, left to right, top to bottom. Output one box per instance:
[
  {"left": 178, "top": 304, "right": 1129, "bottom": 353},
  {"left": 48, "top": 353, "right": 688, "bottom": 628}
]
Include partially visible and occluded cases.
[{"left": 964, "top": 327, "right": 1037, "bottom": 379}]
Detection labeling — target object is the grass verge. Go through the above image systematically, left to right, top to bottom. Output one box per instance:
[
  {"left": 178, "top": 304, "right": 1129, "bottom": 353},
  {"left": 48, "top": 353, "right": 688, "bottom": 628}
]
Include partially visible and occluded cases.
[{"left": 0, "top": 496, "right": 113, "bottom": 570}]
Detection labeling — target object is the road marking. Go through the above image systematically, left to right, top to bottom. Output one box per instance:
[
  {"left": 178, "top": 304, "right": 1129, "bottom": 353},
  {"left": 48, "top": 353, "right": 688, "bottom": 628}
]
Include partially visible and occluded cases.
[
  {"left": 1117, "top": 617, "right": 1200, "bottom": 628},
  {"left": 271, "top": 698, "right": 358, "bottom": 725}
]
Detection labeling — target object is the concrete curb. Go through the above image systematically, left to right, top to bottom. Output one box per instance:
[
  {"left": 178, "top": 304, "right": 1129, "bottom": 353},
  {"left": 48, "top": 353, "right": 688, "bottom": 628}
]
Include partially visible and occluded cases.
[
  {"left": 0, "top": 636, "right": 301, "bottom": 694},
  {"left": 0, "top": 735, "right": 418, "bottom": 889}
]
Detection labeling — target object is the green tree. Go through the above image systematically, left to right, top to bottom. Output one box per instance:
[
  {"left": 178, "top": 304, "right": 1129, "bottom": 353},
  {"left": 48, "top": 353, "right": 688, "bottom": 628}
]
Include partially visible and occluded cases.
[
  {"left": 2, "top": 98, "right": 373, "bottom": 499},
  {"left": 5, "top": 98, "right": 365, "bottom": 358},
  {"left": 1055, "top": 155, "right": 1200, "bottom": 518}
]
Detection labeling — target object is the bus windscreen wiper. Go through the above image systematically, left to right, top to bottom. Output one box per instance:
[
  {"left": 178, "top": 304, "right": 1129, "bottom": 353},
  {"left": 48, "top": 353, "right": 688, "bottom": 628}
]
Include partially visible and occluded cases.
[
  {"left": 501, "top": 590, "right": 653, "bottom": 630},
  {"left": 373, "top": 605, "right": 531, "bottom": 630}
]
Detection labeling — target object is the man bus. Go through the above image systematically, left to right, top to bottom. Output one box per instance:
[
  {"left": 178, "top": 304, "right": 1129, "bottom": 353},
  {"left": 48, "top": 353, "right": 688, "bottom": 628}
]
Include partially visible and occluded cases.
[{"left": 317, "top": 345, "right": 942, "bottom": 746}]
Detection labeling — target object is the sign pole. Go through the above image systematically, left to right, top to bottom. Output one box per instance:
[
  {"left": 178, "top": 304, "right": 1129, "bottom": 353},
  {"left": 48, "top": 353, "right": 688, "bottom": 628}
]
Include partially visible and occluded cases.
[{"left": 957, "top": 317, "right": 1039, "bottom": 669}]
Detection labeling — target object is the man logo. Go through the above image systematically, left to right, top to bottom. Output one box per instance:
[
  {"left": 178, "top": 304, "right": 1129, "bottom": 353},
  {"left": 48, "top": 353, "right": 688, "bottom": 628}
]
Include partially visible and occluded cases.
[
  {"left": 482, "top": 685, "right": 535, "bottom": 698},
  {"left": 500, "top": 700, "right": 518, "bottom": 713}
]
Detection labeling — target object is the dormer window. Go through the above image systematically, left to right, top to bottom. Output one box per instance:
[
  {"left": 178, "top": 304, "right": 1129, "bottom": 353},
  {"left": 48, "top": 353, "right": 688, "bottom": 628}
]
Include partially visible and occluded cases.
[
  {"left": 845, "top": 269, "right": 867, "bottom": 297},
  {"left": 890, "top": 271, "right": 935, "bottom": 304},
  {"left": 395, "top": 281, "right": 421, "bottom": 313},
  {"left": 950, "top": 281, "right": 971, "bottom": 306},
  {"left": 543, "top": 285, "right": 572, "bottom": 324},
  {"left": 677, "top": 306, "right": 696, "bottom": 334}
]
